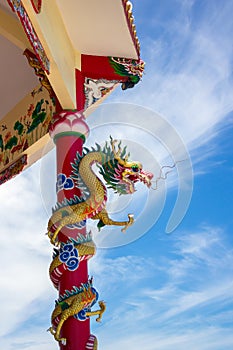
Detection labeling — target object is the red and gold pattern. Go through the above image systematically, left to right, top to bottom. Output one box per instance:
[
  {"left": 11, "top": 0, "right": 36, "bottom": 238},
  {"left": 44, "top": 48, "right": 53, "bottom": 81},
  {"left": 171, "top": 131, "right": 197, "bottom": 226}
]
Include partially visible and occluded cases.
[
  {"left": 7, "top": 0, "right": 50, "bottom": 73},
  {"left": 30, "top": 0, "right": 42, "bottom": 13},
  {"left": 0, "top": 154, "right": 27, "bottom": 185}
]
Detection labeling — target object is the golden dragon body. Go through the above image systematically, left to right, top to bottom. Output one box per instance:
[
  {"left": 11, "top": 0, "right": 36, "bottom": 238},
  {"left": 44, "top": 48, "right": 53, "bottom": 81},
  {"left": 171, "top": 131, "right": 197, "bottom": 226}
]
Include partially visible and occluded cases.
[
  {"left": 47, "top": 138, "right": 153, "bottom": 245},
  {"left": 47, "top": 138, "right": 153, "bottom": 346},
  {"left": 49, "top": 284, "right": 105, "bottom": 343}
]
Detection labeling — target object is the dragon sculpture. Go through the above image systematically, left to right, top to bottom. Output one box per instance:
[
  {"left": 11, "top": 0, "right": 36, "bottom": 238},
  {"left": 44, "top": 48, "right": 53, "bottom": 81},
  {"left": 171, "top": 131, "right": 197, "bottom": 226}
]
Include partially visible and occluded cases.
[
  {"left": 47, "top": 137, "right": 153, "bottom": 245},
  {"left": 47, "top": 137, "right": 153, "bottom": 346},
  {"left": 48, "top": 234, "right": 106, "bottom": 345},
  {"left": 48, "top": 281, "right": 105, "bottom": 344}
]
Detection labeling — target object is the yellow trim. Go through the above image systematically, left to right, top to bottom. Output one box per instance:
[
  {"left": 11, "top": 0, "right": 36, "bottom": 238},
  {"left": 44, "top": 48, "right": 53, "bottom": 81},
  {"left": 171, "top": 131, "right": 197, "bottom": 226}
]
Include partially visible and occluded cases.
[
  {"left": 21, "top": 0, "right": 81, "bottom": 109},
  {"left": 0, "top": 8, "right": 29, "bottom": 50},
  {"left": 75, "top": 50, "right": 81, "bottom": 71}
]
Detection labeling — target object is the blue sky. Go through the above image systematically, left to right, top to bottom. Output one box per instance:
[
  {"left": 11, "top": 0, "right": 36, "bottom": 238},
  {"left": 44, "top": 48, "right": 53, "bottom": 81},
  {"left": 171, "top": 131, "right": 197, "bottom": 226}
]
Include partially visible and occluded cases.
[{"left": 1, "top": 0, "right": 233, "bottom": 349}]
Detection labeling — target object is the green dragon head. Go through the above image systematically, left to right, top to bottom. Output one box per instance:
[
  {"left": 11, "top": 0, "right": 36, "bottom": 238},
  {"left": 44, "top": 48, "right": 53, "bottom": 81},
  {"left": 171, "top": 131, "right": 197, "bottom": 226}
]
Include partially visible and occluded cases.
[{"left": 99, "top": 137, "right": 153, "bottom": 195}]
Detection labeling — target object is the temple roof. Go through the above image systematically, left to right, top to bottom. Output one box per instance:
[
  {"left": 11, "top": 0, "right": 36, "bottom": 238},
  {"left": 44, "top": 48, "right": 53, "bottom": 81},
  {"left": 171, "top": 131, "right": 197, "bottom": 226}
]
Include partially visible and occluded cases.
[
  {"left": 0, "top": 0, "right": 142, "bottom": 182},
  {"left": 0, "top": 0, "right": 141, "bottom": 118},
  {"left": 56, "top": 0, "right": 140, "bottom": 59}
]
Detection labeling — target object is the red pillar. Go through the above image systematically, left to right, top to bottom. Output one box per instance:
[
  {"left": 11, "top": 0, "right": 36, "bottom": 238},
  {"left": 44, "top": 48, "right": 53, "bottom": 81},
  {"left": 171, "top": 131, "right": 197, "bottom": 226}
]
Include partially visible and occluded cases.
[{"left": 49, "top": 110, "right": 96, "bottom": 350}]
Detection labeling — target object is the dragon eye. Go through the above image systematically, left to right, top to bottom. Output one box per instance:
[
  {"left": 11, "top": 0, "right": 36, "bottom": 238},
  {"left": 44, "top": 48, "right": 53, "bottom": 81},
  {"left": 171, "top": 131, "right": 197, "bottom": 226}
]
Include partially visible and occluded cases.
[{"left": 132, "top": 165, "right": 139, "bottom": 172}]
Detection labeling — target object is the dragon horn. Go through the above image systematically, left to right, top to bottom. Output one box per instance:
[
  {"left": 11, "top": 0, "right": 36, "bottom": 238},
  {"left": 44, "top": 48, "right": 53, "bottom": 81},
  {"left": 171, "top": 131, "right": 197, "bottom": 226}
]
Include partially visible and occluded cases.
[{"left": 110, "top": 138, "right": 126, "bottom": 166}]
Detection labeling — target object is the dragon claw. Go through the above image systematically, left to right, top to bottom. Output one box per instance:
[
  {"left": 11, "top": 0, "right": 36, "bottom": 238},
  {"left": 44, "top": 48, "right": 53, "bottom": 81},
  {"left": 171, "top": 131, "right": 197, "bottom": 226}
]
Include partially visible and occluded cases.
[
  {"left": 46, "top": 138, "right": 152, "bottom": 240},
  {"left": 121, "top": 214, "right": 134, "bottom": 233},
  {"left": 47, "top": 228, "right": 60, "bottom": 246},
  {"left": 47, "top": 234, "right": 55, "bottom": 245},
  {"left": 50, "top": 235, "right": 59, "bottom": 246},
  {"left": 53, "top": 240, "right": 59, "bottom": 247},
  {"left": 86, "top": 300, "right": 106, "bottom": 322},
  {"left": 48, "top": 325, "right": 66, "bottom": 344},
  {"left": 47, "top": 326, "right": 56, "bottom": 335},
  {"left": 48, "top": 327, "right": 66, "bottom": 344},
  {"left": 54, "top": 334, "right": 66, "bottom": 344},
  {"left": 59, "top": 337, "right": 67, "bottom": 345}
]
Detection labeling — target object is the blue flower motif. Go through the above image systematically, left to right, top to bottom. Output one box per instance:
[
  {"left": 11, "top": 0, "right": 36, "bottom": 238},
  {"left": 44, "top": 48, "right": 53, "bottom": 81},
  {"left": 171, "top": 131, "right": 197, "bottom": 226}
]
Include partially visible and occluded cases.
[
  {"left": 56, "top": 173, "right": 74, "bottom": 193},
  {"left": 59, "top": 242, "right": 79, "bottom": 271},
  {"left": 74, "top": 308, "right": 89, "bottom": 321}
]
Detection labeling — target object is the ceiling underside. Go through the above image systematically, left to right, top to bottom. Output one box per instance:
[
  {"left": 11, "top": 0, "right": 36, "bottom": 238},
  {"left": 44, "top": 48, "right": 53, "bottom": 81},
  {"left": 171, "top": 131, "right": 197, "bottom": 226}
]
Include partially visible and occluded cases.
[
  {"left": 0, "top": 0, "right": 139, "bottom": 121},
  {"left": 0, "top": 0, "right": 38, "bottom": 121},
  {"left": 0, "top": 0, "right": 141, "bottom": 177},
  {"left": 56, "top": 0, "right": 138, "bottom": 59},
  {"left": 0, "top": 34, "right": 38, "bottom": 121}
]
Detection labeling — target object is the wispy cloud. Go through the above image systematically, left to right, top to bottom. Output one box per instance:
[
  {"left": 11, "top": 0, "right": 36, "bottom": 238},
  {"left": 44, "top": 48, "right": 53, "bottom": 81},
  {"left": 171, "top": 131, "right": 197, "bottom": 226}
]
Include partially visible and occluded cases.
[
  {"left": 110, "top": 0, "right": 233, "bottom": 156},
  {"left": 1, "top": 2, "right": 233, "bottom": 350},
  {"left": 0, "top": 163, "right": 55, "bottom": 338},
  {"left": 90, "top": 225, "right": 233, "bottom": 349},
  {"left": 96, "top": 328, "right": 233, "bottom": 350}
]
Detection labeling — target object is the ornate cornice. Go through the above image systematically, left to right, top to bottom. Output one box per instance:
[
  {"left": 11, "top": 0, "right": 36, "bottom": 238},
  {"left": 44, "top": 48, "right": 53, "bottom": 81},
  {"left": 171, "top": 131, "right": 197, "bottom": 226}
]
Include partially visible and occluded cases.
[
  {"left": 7, "top": 0, "right": 50, "bottom": 73},
  {"left": 30, "top": 0, "right": 42, "bottom": 14},
  {"left": 122, "top": 0, "right": 141, "bottom": 58},
  {"left": 0, "top": 154, "right": 27, "bottom": 186}
]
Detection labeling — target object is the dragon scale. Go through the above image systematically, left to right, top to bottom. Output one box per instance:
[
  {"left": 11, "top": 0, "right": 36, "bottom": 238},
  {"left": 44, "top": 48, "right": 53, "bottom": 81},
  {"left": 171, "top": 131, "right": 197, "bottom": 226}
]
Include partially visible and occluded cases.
[
  {"left": 47, "top": 136, "right": 153, "bottom": 346},
  {"left": 47, "top": 138, "right": 152, "bottom": 245},
  {"left": 48, "top": 152, "right": 106, "bottom": 228}
]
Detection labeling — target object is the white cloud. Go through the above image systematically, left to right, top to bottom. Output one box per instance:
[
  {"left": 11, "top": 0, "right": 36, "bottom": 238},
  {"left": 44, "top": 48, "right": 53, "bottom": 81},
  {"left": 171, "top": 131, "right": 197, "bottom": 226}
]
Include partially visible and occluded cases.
[
  {"left": 110, "top": 0, "right": 233, "bottom": 158},
  {"left": 1, "top": 2, "right": 233, "bottom": 350},
  {"left": 0, "top": 163, "right": 56, "bottom": 338},
  {"left": 0, "top": 169, "right": 232, "bottom": 349},
  {"left": 90, "top": 225, "right": 233, "bottom": 349},
  {"left": 96, "top": 328, "right": 233, "bottom": 350}
]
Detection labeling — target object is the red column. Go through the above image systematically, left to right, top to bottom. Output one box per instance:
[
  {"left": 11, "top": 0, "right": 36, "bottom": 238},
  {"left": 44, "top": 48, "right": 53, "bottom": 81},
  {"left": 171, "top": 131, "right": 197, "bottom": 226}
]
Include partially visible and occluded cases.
[{"left": 49, "top": 111, "right": 93, "bottom": 350}]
